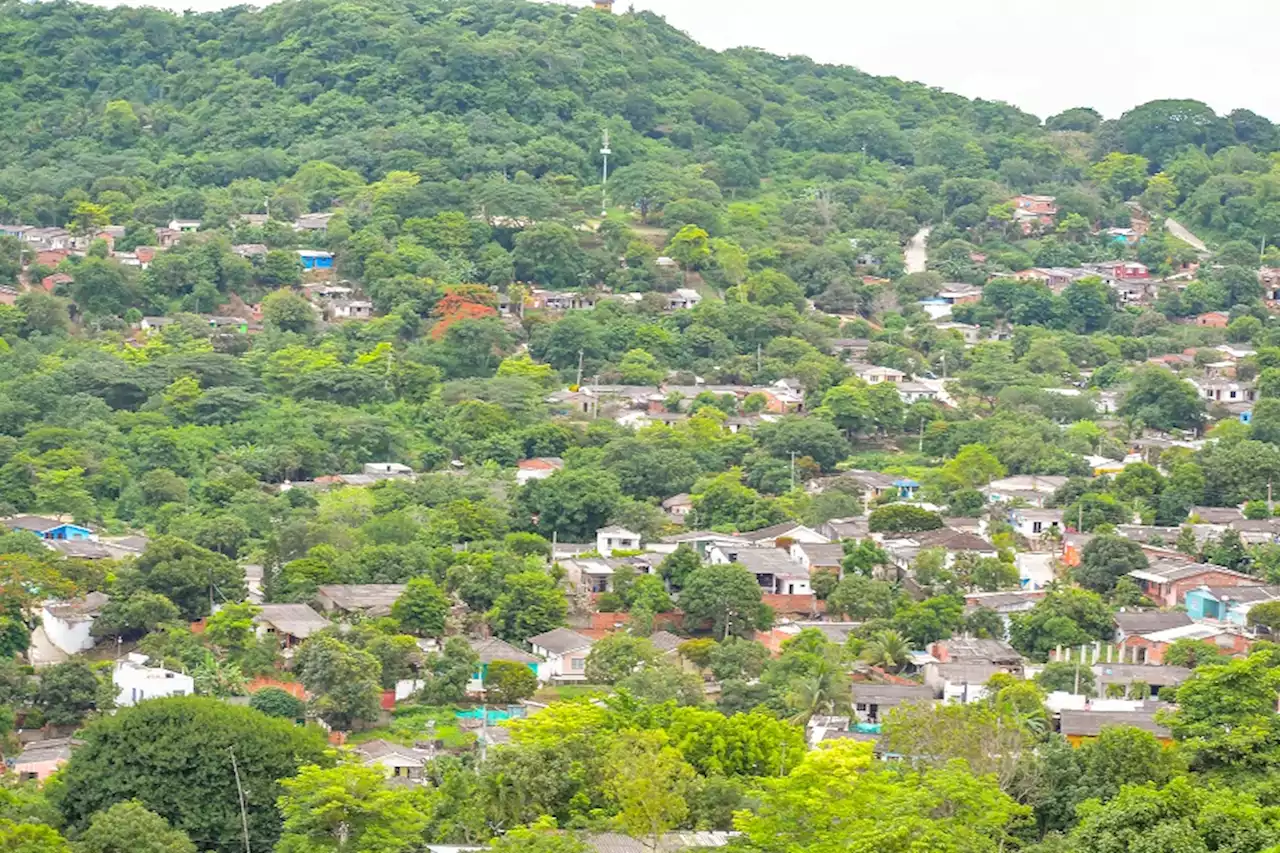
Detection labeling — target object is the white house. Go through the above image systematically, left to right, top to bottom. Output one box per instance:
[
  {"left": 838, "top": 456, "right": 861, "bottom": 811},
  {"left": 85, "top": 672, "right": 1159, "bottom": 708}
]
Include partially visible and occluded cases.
[
  {"left": 167, "top": 219, "right": 200, "bottom": 232},
  {"left": 666, "top": 288, "right": 702, "bottom": 311},
  {"left": 853, "top": 365, "right": 906, "bottom": 385},
  {"left": 897, "top": 381, "right": 938, "bottom": 404},
  {"left": 661, "top": 493, "right": 694, "bottom": 519},
  {"left": 1008, "top": 508, "right": 1065, "bottom": 541},
  {"left": 738, "top": 521, "right": 830, "bottom": 548},
  {"left": 596, "top": 526, "right": 641, "bottom": 556},
  {"left": 40, "top": 592, "right": 109, "bottom": 655},
  {"left": 528, "top": 628, "right": 594, "bottom": 682},
  {"left": 113, "top": 653, "right": 194, "bottom": 706}
]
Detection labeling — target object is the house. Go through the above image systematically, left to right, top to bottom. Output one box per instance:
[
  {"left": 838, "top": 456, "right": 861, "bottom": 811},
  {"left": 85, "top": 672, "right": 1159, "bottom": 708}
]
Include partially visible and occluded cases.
[
  {"left": 1012, "top": 194, "right": 1058, "bottom": 222},
  {"left": 238, "top": 213, "right": 269, "bottom": 227},
  {"left": 294, "top": 213, "right": 335, "bottom": 232},
  {"left": 167, "top": 219, "right": 200, "bottom": 233},
  {"left": 23, "top": 227, "right": 71, "bottom": 250},
  {"left": 231, "top": 243, "right": 268, "bottom": 258},
  {"left": 297, "top": 249, "right": 335, "bottom": 270},
  {"left": 1084, "top": 260, "right": 1149, "bottom": 281},
  {"left": 41, "top": 273, "right": 72, "bottom": 293},
  {"left": 936, "top": 283, "right": 983, "bottom": 306},
  {"left": 665, "top": 288, "right": 702, "bottom": 311},
  {"left": 529, "top": 289, "right": 598, "bottom": 311},
  {"left": 327, "top": 299, "right": 373, "bottom": 321},
  {"left": 1195, "top": 312, "right": 1230, "bottom": 328},
  {"left": 933, "top": 321, "right": 981, "bottom": 345},
  {"left": 829, "top": 338, "right": 871, "bottom": 359},
  {"left": 853, "top": 364, "right": 906, "bottom": 385},
  {"left": 1188, "top": 377, "right": 1255, "bottom": 405},
  {"left": 896, "top": 381, "right": 938, "bottom": 404},
  {"left": 516, "top": 457, "right": 564, "bottom": 486},
  {"left": 808, "top": 469, "right": 897, "bottom": 506},
  {"left": 981, "top": 475, "right": 1069, "bottom": 508},
  {"left": 661, "top": 493, "right": 694, "bottom": 519},
  {"left": 1188, "top": 506, "right": 1242, "bottom": 525},
  {"left": 1008, "top": 508, "right": 1064, "bottom": 541},
  {"left": 3, "top": 515, "right": 94, "bottom": 541},
  {"left": 818, "top": 516, "right": 870, "bottom": 541},
  {"left": 739, "top": 521, "right": 830, "bottom": 547},
  {"left": 596, "top": 526, "right": 641, "bottom": 556},
  {"left": 881, "top": 527, "right": 998, "bottom": 570},
  {"left": 657, "top": 530, "right": 750, "bottom": 559},
  {"left": 789, "top": 541, "right": 846, "bottom": 572},
  {"left": 708, "top": 545, "right": 811, "bottom": 595},
  {"left": 562, "top": 558, "right": 617, "bottom": 594},
  {"left": 1128, "top": 560, "right": 1259, "bottom": 608},
  {"left": 316, "top": 584, "right": 408, "bottom": 618},
  {"left": 1184, "top": 584, "right": 1280, "bottom": 625},
  {"left": 964, "top": 590, "right": 1042, "bottom": 637},
  {"left": 40, "top": 592, "right": 109, "bottom": 655},
  {"left": 254, "top": 603, "right": 330, "bottom": 648},
  {"left": 1113, "top": 610, "right": 1193, "bottom": 642},
  {"left": 1120, "top": 622, "right": 1252, "bottom": 664},
  {"left": 528, "top": 628, "right": 594, "bottom": 682},
  {"left": 647, "top": 630, "right": 684, "bottom": 657},
  {"left": 465, "top": 636, "right": 543, "bottom": 692},
  {"left": 923, "top": 637, "right": 1024, "bottom": 702},
  {"left": 113, "top": 653, "right": 195, "bottom": 706},
  {"left": 1091, "top": 663, "right": 1192, "bottom": 701},
  {"left": 850, "top": 683, "right": 935, "bottom": 724},
  {"left": 1059, "top": 709, "right": 1171, "bottom": 746},
  {"left": 9, "top": 738, "right": 77, "bottom": 783},
  {"left": 354, "top": 739, "right": 432, "bottom": 783},
  {"left": 582, "top": 832, "right": 736, "bottom": 853}
]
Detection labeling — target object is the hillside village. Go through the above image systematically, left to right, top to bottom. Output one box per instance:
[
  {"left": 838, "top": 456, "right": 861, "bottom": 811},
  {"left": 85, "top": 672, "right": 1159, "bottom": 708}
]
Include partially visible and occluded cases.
[{"left": 9, "top": 0, "right": 1280, "bottom": 851}]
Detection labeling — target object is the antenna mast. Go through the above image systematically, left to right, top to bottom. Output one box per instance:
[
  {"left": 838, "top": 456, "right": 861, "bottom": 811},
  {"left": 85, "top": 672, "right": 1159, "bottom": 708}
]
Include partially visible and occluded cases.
[{"left": 600, "top": 129, "right": 612, "bottom": 218}]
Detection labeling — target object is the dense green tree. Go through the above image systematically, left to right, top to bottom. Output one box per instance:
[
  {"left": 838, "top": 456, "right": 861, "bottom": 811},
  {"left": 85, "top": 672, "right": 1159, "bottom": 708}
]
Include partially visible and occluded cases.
[
  {"left": 1075, "top": 535, "right": 1148, "bottom": 592},
  {"left": 679, "top": 563, "right": 772, "bottom": 640},
  {"left": 488, "top": 571, "right": 567, "bottom": 642},
  {"left": 391, "top": 577, "right": 450, "bottom": 637},
  {"left": 52, "top": 697, "right": 330, "bottom": 853},
  {"left": 276, "top": 764, "right": 430, "bottom": 853},
  {"left": 76, "top": 800, "right": 197, "bottom": 853}
]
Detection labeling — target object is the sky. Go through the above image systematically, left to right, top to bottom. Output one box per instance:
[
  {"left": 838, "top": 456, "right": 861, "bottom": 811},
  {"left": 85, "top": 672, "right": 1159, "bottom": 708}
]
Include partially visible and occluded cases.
[{"left": 88, "top": 0, "right": 1280, "bottom": 121}]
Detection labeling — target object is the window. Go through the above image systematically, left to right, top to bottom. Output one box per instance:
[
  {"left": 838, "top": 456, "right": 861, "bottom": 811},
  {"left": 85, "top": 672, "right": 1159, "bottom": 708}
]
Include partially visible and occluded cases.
[
  {"left": 1032, "top": 522, "right": 1043, "bottom": 534},
  {"left": 571, "top": 657, "right": 585, "bottom": 671}
]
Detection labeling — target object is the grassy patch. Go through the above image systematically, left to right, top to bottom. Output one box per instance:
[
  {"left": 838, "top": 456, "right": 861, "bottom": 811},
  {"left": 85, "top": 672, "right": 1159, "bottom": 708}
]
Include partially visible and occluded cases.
[
  {"left": 532, "top": 684, "right": 611, "bottom": 702},
  {"left": 350, "top": 704, "right": 473, "bottom": 749}
]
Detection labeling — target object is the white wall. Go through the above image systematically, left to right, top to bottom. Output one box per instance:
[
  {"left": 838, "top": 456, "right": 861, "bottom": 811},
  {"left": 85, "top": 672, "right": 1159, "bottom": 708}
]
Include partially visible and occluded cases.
[
  {"left": 40, "top": 611, "right": 95, "bottom": 655},
  {"left": 113, "top": 662, "right": 195, "bottom": 707}
]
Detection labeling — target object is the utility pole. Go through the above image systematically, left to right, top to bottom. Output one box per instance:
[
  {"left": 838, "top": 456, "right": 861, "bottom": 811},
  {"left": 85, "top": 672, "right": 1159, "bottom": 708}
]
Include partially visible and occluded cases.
[
  {"left": 600, "top": 129, "right": 611, "bottom": 218},
  {"left": 756, "top": 343, "right": 762, "bottom": 373},
  {"left": 575, "top": 349, "right": 585, "bottom": 388},
  {"left": 918, "top": 417, "right": 925, "bottom": 453},
  {"left": 789, "top": 451, "right": 796, "bottom": 490},
  {"left": 229, "top": 748, "right": 252, "bottom": 853}
]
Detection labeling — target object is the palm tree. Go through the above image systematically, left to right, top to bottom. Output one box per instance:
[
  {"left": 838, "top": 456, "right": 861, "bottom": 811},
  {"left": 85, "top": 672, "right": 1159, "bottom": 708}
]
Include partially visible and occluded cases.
[
  {"left": 862, "top": 629, "right": 910, "bottom": 673},
  {"left": 787, "top": 654, "right": 850, "bottom": 725}
]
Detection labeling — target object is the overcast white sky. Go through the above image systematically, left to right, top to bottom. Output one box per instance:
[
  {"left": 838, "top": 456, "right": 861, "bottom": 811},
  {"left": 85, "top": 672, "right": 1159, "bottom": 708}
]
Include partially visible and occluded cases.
[{"left": 92, "top": 0, "right": 1280, "bottom": 121}]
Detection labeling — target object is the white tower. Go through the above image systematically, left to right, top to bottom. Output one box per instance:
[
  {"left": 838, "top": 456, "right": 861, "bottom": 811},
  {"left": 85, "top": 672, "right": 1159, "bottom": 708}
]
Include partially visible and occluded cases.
[{"left": 600, "top": 129, "right": 611, "bottom": 218}]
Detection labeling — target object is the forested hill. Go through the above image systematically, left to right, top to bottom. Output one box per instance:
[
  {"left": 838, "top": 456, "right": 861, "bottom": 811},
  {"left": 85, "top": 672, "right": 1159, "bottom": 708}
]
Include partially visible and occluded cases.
[
  {"left": 0, "top": 0, "right": 1037, "bottom": 188},
  {"left": 2, "top": 0, "right": 1280, "bottom": 264}
]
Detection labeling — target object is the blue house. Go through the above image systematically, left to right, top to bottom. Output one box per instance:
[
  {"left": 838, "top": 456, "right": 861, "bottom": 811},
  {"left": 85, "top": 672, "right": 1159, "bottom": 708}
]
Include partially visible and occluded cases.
[
  {"left": 297, "top": 250, "right": 334, "bottom": 270},
  {"left": 892, "top": 478, "right": 920, "bottom": 500},
  {"left": 4, "top": 515, "right": 94, "bottom": 540},
  {"left": 1184, "top": 585, "right": 1280, "bottom": 626},
  {"left": 464, "top": 636, "right": 543, "bottom": 693}
]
